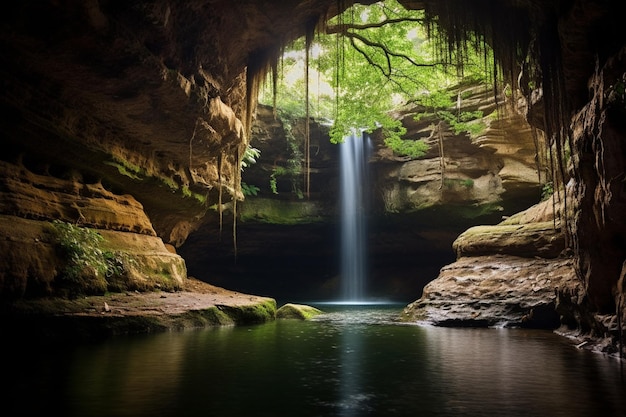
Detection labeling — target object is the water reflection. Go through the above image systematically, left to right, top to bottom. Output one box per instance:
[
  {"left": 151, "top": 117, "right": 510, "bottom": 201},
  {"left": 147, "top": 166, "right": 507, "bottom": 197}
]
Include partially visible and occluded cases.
[
  {"left": 6, "top": 306, "right": 626, "bottom": 417},
  {"left": 338, "top": 327, "right": 366, "bottom": 416}
]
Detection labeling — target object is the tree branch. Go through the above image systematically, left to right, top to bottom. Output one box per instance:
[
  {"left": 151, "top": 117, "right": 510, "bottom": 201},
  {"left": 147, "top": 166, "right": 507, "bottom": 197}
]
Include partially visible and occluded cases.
[
  {"left": 326, "top": 17, "right": 424, "bottom": 34},
  {"left": 347, "top": 31, "right": 435, "bottom": 69},
  {"left": 349, "top": 36, "right": 389, "bottom": 77}
]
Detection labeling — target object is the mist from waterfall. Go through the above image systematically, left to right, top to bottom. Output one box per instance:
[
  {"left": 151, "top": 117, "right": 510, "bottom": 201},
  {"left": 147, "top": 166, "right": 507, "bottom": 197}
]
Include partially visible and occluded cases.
[{"left": 339, "top": 130, "right": 370, "bottom": 302}]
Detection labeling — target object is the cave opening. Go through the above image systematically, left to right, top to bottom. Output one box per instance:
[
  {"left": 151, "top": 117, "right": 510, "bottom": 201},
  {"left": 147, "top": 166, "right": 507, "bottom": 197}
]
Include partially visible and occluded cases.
[{"left": 181, "top": 0, "right": 546, "bottom": 304}]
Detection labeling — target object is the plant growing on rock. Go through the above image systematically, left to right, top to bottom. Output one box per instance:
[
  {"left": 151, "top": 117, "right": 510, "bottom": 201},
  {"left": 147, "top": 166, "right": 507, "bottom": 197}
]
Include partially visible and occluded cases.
[
  {"left": 540, "top": 181, "right": 554, "bottom": 201},
  {"left": 50, "top": 220, "right": 109, "bottom": 297},
  {"left": 50, "top": 220, "right": 137, "bottom": 297}
]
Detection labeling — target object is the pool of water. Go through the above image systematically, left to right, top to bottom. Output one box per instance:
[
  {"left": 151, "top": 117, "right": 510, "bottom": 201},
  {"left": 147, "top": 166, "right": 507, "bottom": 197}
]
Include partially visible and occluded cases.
[{"left": 6, "top": 305, "right": 626, "bottom": 416}]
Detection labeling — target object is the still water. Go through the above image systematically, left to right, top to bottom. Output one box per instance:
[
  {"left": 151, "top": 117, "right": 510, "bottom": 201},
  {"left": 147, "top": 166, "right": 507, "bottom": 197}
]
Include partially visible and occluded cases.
[{"left": 7, "top": 305, "right": 626, "bottom": 417}]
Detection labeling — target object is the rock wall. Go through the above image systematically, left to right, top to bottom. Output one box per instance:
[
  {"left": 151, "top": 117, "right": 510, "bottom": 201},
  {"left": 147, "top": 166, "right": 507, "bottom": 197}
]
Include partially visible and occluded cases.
[
  {"left": 396, "top": 0, "right": 626, "bottom": 355},
  {"left": 570, "top": 48, "right": 626, "bottom": 315},
  {"left": 372, "top": 84, "right": 543, "bottom": 216},
  {"left": 0, "top": 160, "right": 186, "bottom": 299},
  {"left": 402, "top": 199, "right": 583, "bottom": 329}
]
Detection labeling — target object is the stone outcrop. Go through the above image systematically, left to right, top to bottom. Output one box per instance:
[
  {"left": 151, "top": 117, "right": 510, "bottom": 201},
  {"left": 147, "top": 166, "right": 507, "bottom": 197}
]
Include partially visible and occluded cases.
[
  {"left": 374, "top": 84, "right": 543, "bottom": 216},
  {"left": 0, "top": 159, "right": 189, "bottom": 298},
  {"left": 0, "top": 161, "right": 156, "bottom": 236},
  {"left": 402, "top": 199, "right": 584, "bottom": 329},
  {"left": 0, "top": 214, "right": 186, "bottom": 299},
  {"left": 452, "top": 222, "right": 564, "bottom": 259},
  {"left": 401, "top": 255, "right": 579, "bottom": 328},
  {"left": 3, "top": 279, "right": 276, "bottom": 342}
]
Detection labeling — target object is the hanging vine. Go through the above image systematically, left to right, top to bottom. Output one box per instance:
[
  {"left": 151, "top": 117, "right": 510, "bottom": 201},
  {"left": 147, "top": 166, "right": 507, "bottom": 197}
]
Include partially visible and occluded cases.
[
  {"left": 421, "top": 0, "right": 573, "bottom": 245},
  {"left": 305, "top": 29, "right": 311, "bottom": 198},
  {"left": 437, "top": 121, "right": 445, "bottom": 191},
  {"left": 232, "top": 147, "right": 240, "bottom": 259},
  {"left": 218, "top": 152, "right": 223, "bottom": 239}
]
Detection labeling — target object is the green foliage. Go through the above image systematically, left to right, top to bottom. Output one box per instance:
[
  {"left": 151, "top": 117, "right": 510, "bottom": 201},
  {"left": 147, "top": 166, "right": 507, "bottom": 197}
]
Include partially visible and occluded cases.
[
  {"left": 260, "top": 0, "right": 493, "bottom": 154},
  {"left": 416, "top": 91, "right": 455, "bottom": 111},
  {"left": 439, "top": 109, "right": 486, "bottom": 137},
  {"left": 257, "top": 111, "right": 305, "bottom": 198},
  {"left": 385, "top": 135, "right": 429, "bottom": 158},
  {"left": 242, "top": 146, "right": 261, "bottom": 170},
  {"left": 269, "top": 165, "right": 303, "bottom": 198},
  {"left": 269, "top": 173, "right": 278, "bottom": 194},
  {"left": 443, "top": 178, "right": 475, "bottom": 189},
  {"left": 460, "top": 178, "right": 474, "bottom": 188},
  {"left": 541, "top": 181, "right": 554, "bottom": 201},
  {"left": 241, "top": 182, "right": 260, "bottom": 196},
  {"left": 50, "top": 220, "right": 137, "bottom": 296},
  {"left": 50, "top": 220, "right": 108, "bottom": 295}
]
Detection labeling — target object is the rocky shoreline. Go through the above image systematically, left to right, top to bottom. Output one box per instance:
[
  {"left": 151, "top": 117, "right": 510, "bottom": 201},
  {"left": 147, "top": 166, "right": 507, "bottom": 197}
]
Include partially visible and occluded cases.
[{"left": 1, "top": 278, "right": 276, "bottom": 343}]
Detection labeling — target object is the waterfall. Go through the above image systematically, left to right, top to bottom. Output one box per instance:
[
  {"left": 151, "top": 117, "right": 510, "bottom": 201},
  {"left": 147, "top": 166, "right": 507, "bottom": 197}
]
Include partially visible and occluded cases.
[{"left": 339, "top": 130, "right": 370, "bottom": 302}]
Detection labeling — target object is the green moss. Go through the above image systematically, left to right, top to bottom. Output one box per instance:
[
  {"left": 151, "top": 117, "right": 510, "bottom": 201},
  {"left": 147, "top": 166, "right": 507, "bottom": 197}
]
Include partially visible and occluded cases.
[
  {"left": 103, "top": 161, "right": 142, "bottom": 180},
  {"left": 159, "top": 176, "right": 179, "bottom": 191},
  {"left": 181, "top": 185, "right": 192, "bottom": 198},
  {"left": 193, "top": 192, "right": 207, "bottom": 204},
  {"left": 239, "top": 198, "right": 324, "bottom": 224},
  {"left": 216, "top": 299, "right": 277, "bottom": 324},
  {"left": 276, "top": 303, "right": 323, "bottom": 320},
  {"left": 169, "top": 307, "right": 235, "bottom": 327}
]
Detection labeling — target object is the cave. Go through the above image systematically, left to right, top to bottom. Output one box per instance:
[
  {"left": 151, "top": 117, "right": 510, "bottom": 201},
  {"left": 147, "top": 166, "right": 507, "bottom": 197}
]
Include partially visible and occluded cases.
[{"left": 1, "top": 0, "right": 626, "bottom": 415}]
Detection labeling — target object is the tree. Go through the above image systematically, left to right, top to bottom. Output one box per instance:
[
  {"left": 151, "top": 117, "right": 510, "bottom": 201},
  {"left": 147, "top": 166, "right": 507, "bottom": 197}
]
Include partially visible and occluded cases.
[{"left": 259, "top": 0, "right": 493, "bottom": 153}]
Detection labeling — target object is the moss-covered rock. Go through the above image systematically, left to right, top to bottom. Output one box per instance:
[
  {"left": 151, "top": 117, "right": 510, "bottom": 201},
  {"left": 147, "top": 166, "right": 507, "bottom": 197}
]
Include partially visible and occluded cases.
[
  {"left": 239, "top": 198, "right": 326, "bottom": 224},
  {"left": 1, "top": 283, "right": 277, "bottom": 342},
  {"left": 216, "top": 298, "right": 277, "bottom": 324},
  {"left": 276, "top": 303, "right": 323, "bottom": 320}
]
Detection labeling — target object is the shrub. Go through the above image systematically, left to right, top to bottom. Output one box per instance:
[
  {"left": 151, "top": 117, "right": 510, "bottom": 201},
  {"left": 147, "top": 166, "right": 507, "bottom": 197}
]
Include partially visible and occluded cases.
[{"left": 50, "top": 220, "right": 109, "bottom": 296}]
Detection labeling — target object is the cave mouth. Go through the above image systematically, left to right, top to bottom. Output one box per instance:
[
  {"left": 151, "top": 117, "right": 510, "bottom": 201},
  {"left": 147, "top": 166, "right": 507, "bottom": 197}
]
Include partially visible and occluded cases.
[{"left": 181, "top": 0, "right": 545, "bottom": 304}]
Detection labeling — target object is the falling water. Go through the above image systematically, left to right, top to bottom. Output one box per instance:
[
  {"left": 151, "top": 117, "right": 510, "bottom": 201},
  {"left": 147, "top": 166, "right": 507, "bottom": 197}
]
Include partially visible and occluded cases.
[{"left": 339, "top": 130, "right": 370, "bottom": 302}]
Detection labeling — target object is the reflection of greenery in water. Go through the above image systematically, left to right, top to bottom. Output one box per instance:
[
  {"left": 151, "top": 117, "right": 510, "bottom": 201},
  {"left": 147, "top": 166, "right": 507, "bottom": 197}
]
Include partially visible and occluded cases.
[{"left": 7, "top": 306, "right": 626, "bottom": 417}]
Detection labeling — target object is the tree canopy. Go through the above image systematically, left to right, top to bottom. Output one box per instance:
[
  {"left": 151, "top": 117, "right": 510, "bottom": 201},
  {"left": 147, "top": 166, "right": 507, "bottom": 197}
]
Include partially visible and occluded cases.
[{"left": 259, "top": 0, "right": 494, "bottom": 156}]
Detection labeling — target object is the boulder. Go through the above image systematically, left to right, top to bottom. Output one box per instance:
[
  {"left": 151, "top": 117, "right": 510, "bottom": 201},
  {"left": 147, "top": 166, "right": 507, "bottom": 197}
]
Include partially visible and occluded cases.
[{"left": 276, "top": 303, "right": 323, "bottom": 320}]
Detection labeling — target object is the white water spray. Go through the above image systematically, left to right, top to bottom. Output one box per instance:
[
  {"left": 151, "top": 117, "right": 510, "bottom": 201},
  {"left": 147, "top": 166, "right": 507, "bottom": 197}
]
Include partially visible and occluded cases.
[{"left": 339, "top": 130, "right": 370, "bottom": 302}]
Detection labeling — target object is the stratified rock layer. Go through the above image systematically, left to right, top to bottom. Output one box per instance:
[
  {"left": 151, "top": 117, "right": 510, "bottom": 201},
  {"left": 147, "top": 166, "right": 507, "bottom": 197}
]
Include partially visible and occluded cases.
[
  {"left": 372, "top": 87, "right": 543, "bottom": 216},
  {"left": 402, "top": 199, "right": 583, "bottom": 328},
  {"left": 402, "top": 255, "right": 579, "bottom": 328}
]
